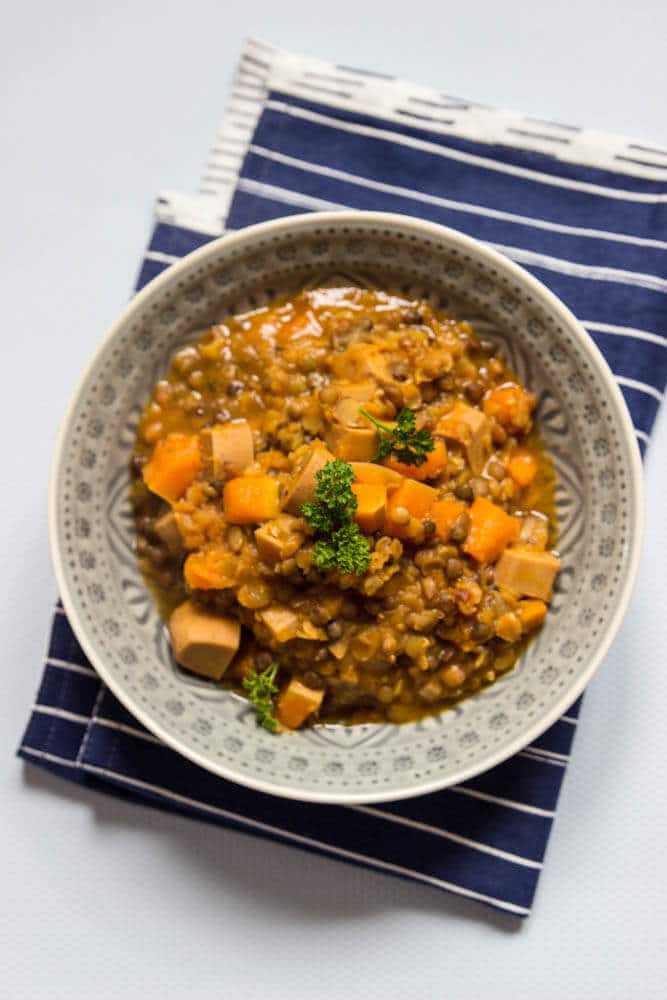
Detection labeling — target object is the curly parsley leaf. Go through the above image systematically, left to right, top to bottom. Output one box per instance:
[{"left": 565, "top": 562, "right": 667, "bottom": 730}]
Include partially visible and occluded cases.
[
  {"left": 359, "top": 407, "right": 435, "bottom": 467},
  {"left": 301, "top": 458, "right": 358, "bottom": 534},
  {"left": 302, "top": 459, "right": 370, "bottom": 575},
  {"left": 312, "top": 523, "right": 371, "bottom": 575},
  {"left": 242, "top": 661, "right": 279, "bottom": 732}
]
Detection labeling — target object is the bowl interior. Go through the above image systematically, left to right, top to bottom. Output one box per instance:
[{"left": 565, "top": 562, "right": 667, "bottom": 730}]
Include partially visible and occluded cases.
[{"left": 52, "top": 214, "right": 641, "bottom": 802}]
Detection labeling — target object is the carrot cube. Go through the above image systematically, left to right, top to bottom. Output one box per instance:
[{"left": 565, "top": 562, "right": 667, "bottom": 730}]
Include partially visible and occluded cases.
[
  {"left": 483, "top": 383, "right": 535, "bottom": 433},
  {"left": 142, "top": 433, "right": 202, "bottom": 502},
  {"left": 384, "top": 439, "right": 448, "bottom": 481},
  {"left": 507, "top": 450, "right": 538, "bottom": 488},
  {"left": 350, "top": 462, "right": 403, "bottom": 486},
  {"left": 223, "top": 476, "right": 281, "bottom": 524},
  {"left": 384, "top": 479, "right": 437, "bottom": 539},
  {"left": 351, "top": 482, "right": 387, "bottom": 534},
  {"left": 463, "top": 496, "right": 519, "bottom": 563},
  {"left": 431, "top": 499, "right": 467, "bottom": 541},
  {"left": 184, "top": 549, "right": 237, "bottom": 590},
  {"left": 277, "top": 679, "right": 324, "bottom": 729}
]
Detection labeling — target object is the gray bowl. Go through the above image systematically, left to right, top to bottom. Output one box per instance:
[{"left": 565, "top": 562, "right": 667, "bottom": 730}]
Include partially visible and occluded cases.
[{"left": 50, "top": 211, "right": 643, "bottom": 803}]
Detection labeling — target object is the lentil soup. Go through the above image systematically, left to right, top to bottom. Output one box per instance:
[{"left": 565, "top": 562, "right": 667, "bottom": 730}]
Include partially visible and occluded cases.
[{"left": 131, "top": 286, "right": 559, "bottom": 731}]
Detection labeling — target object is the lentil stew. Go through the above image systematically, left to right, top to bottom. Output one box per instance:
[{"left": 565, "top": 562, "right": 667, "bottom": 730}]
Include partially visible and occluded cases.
[{"left": 131, "top": 286, "right": 559, "bottom": 731}]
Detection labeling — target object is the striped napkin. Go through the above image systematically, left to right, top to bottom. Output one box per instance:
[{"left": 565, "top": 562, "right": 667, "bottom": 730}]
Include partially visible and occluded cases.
[{"left": 19, "top": 39, "right": 667, "bottom": 917}]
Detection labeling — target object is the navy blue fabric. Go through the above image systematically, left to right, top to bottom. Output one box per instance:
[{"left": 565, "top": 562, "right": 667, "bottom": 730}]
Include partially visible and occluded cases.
[{"left": 18, "top": 83, "right": 667, "bottom": 917}]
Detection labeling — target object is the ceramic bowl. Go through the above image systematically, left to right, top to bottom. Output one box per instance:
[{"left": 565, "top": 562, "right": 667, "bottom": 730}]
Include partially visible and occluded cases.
[{"left": 50, "top": 211, "right": 643, "bottom": 803}]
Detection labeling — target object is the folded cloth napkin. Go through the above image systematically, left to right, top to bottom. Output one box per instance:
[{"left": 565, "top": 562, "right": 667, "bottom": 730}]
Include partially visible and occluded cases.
[{"left": 19, "top": 39, "right": 667, "bottom": 917}]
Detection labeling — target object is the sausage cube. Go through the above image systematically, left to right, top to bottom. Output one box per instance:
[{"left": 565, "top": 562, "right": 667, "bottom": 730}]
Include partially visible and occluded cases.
[
  {"left": 494, "top": 547, "right": 561, "bottom": 601},
  {"left": 169, "top": 600, "right": 240, "bottom": 679}
]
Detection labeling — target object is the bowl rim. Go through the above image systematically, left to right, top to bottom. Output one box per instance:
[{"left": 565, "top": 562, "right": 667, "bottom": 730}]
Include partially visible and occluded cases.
[{"left": 49, "top": 210, "right": 645, "bottom": 804}]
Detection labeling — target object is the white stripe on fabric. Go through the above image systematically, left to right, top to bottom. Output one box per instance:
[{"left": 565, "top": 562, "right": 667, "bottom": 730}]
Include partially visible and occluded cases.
[
  {"left": 203, "top": 38, "right": 667, "bottom": 196},
  {"left": 240, "top": 38, "right": 667, "bottom": 180},
  {"left": 200, "top": 44, "right": 269, "bottom": 208},
  {"left": 269, "top": 60, "right": 667, "bottom": 179},
  {"left": 231, "top": 84, "right": 266, "bottom": 100},
  {"left": 265, "top": 100, "right": 667, "bottom": 204},
  {"left": 248, "top": 144, "right": 667, "bottom": 252},
  {"left": 237, "top": 176, "right": 342, "bottom": 211},
  {"left": 236, "top": 177, "right": 667, "bottom": 296},
  {"left": 492, "top": 243, "right": 667, "bottom": 294},
  {"left": 144, "top": 249, "right": 180, "bottom": 265},
  {"left": 583, "top": 320, "right": 667, "bottom": 348},
  {"left": 615, "top": 376, "right": 664, "bottom": 402},
  {"left": 636, "top": 429, "right": 651, "bottom": 444},
  {"left": 53, "top": 605, "right": 66, "bottom": 616},
  {"left": 46, "top": 657, "right": 97, "bottom": 677},
  {"left": 76, "top": 685, "right": 106, "bottom": 765},
  {"left": 28, "top": 698, "right": 560, "bottom": 821},
  {"left": 31, "top": 704, "right": 91, "bottom": 725},
  {"left": 560, "top": 715, "right": 579, "bottom": 725},
  {"left": 94, "top": 717, "right": 162, "bottom": 745},
  {"left": 19, "top": 743, "right": 533, "bottom": 913},
  {"left": 21, "top": 746, "right": 80, "bottom": 769},
  {"left": 524, "top": 746, "right": 570, "bottom": 763},
  {"left": 519, "top": 750, "right": 567, "bottom": 768},
  {"left": 78, "top": 760, "right": 531, "bottom": 915},
  {"left": 449, "top": 785, "right": 556, "bottom": 819},
  {"left": 352, "top": 805, "right": 542, "bottom": 869}
]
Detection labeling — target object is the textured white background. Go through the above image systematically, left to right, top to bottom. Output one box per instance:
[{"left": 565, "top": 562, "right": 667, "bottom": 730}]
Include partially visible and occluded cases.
[{"left": 2, "top": 2, "right": 666, "bottom": 997}]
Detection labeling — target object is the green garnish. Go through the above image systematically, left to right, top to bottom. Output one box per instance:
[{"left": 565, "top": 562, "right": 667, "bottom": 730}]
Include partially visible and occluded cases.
[
  {"left": 359, "top": 407, "right": 435, "bottom": 467},
  {"left": 301, "top": 458, "right": 371, "bottom": 575},
  {"left": 301, "top": 458, "right": 358, "bottom": 533},
  {"left": 313, "top": 522, "right": 371, "bottom": 575},
  {"left": 243, "top": 661, "right": 279, "bottom": 732}
]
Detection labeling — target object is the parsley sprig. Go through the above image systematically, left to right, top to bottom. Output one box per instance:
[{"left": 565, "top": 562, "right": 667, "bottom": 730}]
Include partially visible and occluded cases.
[
  {"left": 359, "top": 407, "right": 435, "bottom": 467},
  {"left": 301, "top": 458, "right": 358, "bottom": 533},
  {"left": 301, "top": 459, "right": 370, "bottom": 575},
  {"left": 311, "top": 522, "right": 372, "bottom": 575},
  {"left": 243, "top": 661, "right": 279, "bottom": 732}
]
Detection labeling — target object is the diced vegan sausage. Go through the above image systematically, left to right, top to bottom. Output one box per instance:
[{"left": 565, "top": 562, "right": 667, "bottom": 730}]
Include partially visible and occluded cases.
[
  {"left": 436, "top": 401, "right": 491, "bottom": 475},
  {"left": 201, "top": 419, "right": 254, "bottom": 478},
  {"left": 326, "top": 422, "right": 379, "bottom": 461},
  {"left": 283, "top": 441, "right": 335, "bottom": 514},
  {"left": 154, "top": 510, "right": 184, "bottom": 556},
  {"left": 254, "top": 514, "right": 305, "bottom": 562},
  {"left": 495, "top": 547, "right": 561, "bottom": 601},
  {"left": 169, "top": 600, "right": 241, "bottom": 679}
]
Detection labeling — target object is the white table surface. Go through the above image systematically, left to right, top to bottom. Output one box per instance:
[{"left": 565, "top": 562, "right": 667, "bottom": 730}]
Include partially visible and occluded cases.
[{"left": 2, "top": 2, "right": 666, "bottom": 997}]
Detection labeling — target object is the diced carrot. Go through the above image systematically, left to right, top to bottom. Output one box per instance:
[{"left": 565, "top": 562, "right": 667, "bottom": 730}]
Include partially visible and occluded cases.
[
  {"left": 483, "top": 383, "right": 535, "bottom": 433},
  {"left": 142, "top": 433, "right": 202, "bottom": 502},
  {"left": 384, "top": 439, "right": 448, "bottom": 481},
  {"left": 507, "top": 450, "right": 538, "bottom": 488},
  {"left": 350, "top": 461, "right": 403, "bottom": 486},
  {"left": 223, "top": 476, "right": 281, "bottom": 524},
  {"left": 384, "top": 479, "right": 437, "bottom": 539},
  {"left": 391, "top": 479, "right": 437, "bottom": 517},
  {"left": 351, "top": 482, "right": 387, "bottom": 534},
  {"left": 463, "top": 496, "right": 519, "bottom": 563},
  {"left": 431, "top": 499, "right": 467, "bottom": 541},
  {"left": 184, "top": 549, "right": 237, "bottom": 590},
  {"left": 516, "top": 599, "right": 548, "bottom": 632},
  {"left": 277, "top": 679, "right": 325, "bottom": 729}
]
